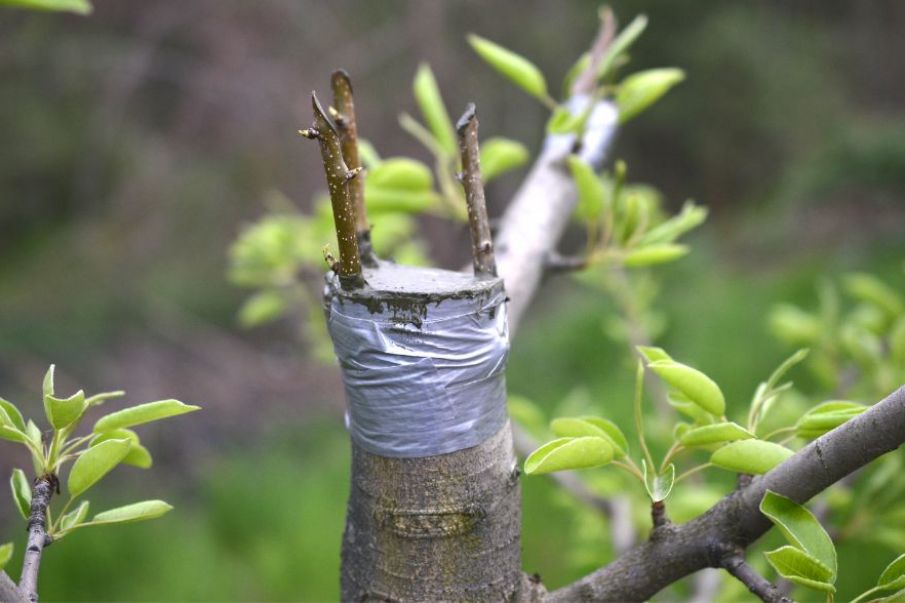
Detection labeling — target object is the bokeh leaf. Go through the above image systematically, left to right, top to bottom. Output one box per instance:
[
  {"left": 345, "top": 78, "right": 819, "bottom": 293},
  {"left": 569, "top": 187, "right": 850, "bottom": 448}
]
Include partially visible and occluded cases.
[
  {"left": 468, "top": 34, "right": 549, "bottom": 102},
  {"left": 412, "top": 64, "right": 456, "bottom": 156},
  {"left": 616, "top": 68, "right": 685, "bottom": 123},
  {"left": 480, "top": 137, "right": 528, "bottom": 182}
]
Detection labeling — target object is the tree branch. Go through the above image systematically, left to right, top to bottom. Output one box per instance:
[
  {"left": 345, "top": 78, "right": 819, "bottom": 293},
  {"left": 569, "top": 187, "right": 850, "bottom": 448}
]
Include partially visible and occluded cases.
[
  {"left": 330, "top": 69, "right": 376, "bottom": 266},
  {"left": 299, "top": 92, "right": 364, "bottom": 288},
  {"left": 456, "top": 103, "right": 497, "bottom": 278},
  {"left": 545, "top": 385, "right": 905, "bottom": 601},
  {"left": 19, "top": 476, "right": 54, "bottom": 603},
  {"left": 721, "top": 555, "right": 790, "bottom": 603},
  {"left": 1, "top": 570, "right": 27, "bottom": 603}
]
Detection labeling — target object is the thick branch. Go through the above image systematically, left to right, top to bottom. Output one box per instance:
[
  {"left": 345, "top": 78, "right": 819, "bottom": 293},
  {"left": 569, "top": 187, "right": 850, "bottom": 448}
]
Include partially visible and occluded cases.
[
  {"left": 330, "top": 69, "right": 376, "bottom": 265},
  {"left": 300, "top": 92, "right": 363, "bottom": 287},
  {"left": 456, "top": 103, "right": 497, "bottom": 278},
  {"left": 547, "top": 385, "right": 905, "bottom": 601},
  {"left": 19, "top": 476, "right": 54, "bottom": 603},
  {"left": 721, "top": 555, "right": 790, "bottom": 603},
  {"left": 1, "top": 571, "right": 27, "bottom": 603}
]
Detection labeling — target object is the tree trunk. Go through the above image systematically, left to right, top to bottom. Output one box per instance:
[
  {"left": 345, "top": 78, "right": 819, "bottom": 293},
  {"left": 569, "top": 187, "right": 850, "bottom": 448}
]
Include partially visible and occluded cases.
[{"left": 326, "top": 263, "right": 521, "bottom": 602}]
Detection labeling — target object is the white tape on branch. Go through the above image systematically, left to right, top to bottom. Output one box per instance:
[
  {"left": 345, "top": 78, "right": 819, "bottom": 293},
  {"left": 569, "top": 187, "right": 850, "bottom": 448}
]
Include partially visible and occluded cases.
[{"left": 325, "top": 263, "right": 510, "bottom": 458}]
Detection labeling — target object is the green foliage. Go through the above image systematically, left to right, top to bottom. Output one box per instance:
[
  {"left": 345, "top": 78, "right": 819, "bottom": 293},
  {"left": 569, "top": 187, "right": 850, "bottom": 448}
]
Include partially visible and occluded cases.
[
  {"left": 0, "top": 0, "right": 91, "bottom": 14},
  {"left": 467, "top": 35, "right": 550, "bottom": 105},
  {"left": 412, "top": 64, "right": 456, "bottom": 156},
  {"left": 615, "top": 68, "right": 686, "bottom": 124},
  {"left": 0, "top": 367, "right": 199, "bottom": 561},
  {"left": 524, "top": 437, "right": 614, "bottom": 475},
  {"left": 0, "top": 543, "right": 12, "bottom": 572}
]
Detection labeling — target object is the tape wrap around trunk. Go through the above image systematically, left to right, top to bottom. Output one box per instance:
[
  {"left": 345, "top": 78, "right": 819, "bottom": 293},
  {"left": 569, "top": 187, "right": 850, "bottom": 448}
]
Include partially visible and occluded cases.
[{"left": 326, "top": 275, "right": 510, "bottom": 458}]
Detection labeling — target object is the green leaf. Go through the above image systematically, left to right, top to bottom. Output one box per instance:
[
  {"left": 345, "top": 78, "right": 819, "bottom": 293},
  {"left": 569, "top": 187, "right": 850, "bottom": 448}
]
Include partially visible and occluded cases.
[
  {"left": 0, "top": 0, "right": 91, "bottom": 14},
  {"left": 596, "top": 14, "right": 648, "bottom": 81},
  {"left": 468, "top": 34, "right": 549, "bottom": 102},
  {"left": 412, "top": 64, "right": 457, "bottom": 156},
  {"left": 616, "top": 68, "right": 685, "bottom": 123},
  {"left": 546, "top": 106, "right": 584, "bottom": 135},
  {"left": 480, "top": 137, "right": 528, "bottom": 182},
  {"left": 357, "top": 139, "right": 381, "bottom": 169},
  {"left": 567, "top": 156, "right": 607, "bottom": 222},
  {"left": 366, "top": 158, "right": 433, "bottom": 191},
  {"left": 363, "top": 187, "right": 438, "bottom": 215},
  {"left": 638, "top": 201, "right": 708, "bottom": 245},
  {"left": 624, "top": 244, "right": 689, "bottom": 267},
  {"left": 844, "top": 273, "right": 904, "bottom": 318},
  {"left": 238, "top": 290, "right": 287, "bottom": 328},
  {"left": 768, "top": 304, "right": 823, "bottom": 344},
  {"left": 636, "top": 346, "right": 672, "bottom": 364},
  {"left": 764, "top": 348, "right": 810, "bottom": 392},
  {"left": 649, "top": 360, "right": 725, "bottom": 416},
  {"left": 43, "top": 364, "right": 55, "bottom": 399},
  {"left": 44, "top": 389, "right": 87, "bottom": 430},
  {"left": 85, "top": 390, "right": 125, "bottom": 407},
  {"left": 669, "top": 392, "right": 716, "bottom": 424},
  {"left": 0, "top": 398, "right": 25, "bottom": 432},
  {"left": 93, "top": 399, "right": 200, "bottom": 433},
  {"left": 795, "top": 401, "right": 866, "bottom": 439},
  {"left": 551, "top": 417, "right": 627, "bottom": 457},
  {"left": 680, "top": 422, "right": 754, "bottom": 448},
  {"left": 0, "top": 423, "right": 29, "bottom": 444},
  {"left": 92, "top": 429, "right": 153, "bottom": 469},
  {"left": 524, "top": 436, "right": 613, "bottom": 475},
  {"left": 68, "top": 438, "right": 131, "bottom": 498},
  {"left": 711, "top": 440, "right": 793, "bottom": 475},
  {"left": 642, "top": 460, "right": 675, "bottom": 502},
  {"left": 10, "top": 468, "right": 31, "bottom": 520},
  {"left": 760, "top": 490, "right": 837, "bottom": 575},
  {"left": 59, "top": 500, "right": 90, "bottom": 532},
  {"left": 91, "top": 500, "right": 173, "bottom": 525},
  {"left": 0, "top": 542, "right": 13, "bottom": 572},
  {"left": 764, "top": 546, "right": 835, "bottom": 593},
  {"left": 879, "top": 554, "right": 905, "bottom": 590}
]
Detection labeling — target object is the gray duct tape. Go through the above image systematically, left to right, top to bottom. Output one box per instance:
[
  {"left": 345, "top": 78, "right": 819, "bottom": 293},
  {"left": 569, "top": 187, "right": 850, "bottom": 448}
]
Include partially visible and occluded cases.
[{"left": 325, "top": 275, "right": 510, "bottom": 458}]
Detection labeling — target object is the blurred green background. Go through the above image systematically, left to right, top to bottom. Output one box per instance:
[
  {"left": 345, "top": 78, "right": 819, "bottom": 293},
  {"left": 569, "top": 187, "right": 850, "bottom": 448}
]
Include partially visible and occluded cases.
[{"left": 1, "top": 0, "right": 905, "bottom": 600}]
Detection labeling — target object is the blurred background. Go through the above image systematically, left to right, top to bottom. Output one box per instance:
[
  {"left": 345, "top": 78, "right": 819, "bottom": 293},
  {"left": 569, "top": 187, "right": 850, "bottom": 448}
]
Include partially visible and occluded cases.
[{"left": 2, "top": 0, "right": 905, "bottom": 600}]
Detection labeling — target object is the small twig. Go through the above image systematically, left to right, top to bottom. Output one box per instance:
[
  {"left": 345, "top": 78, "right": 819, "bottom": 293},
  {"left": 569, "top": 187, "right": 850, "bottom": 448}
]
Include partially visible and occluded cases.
[
  {"left": 571, "top": 5, "right": 617, "bottom": 96},
  {"left": 330, "top": 69, "right": 376, "bottom": 267},
  {"left": 299, "top": 92, "right": 364, "bottom": 288},
  {"left": 456, "top": 103, "right": 497, "bottom": 278},
  {"left": 19, "top": 476, "right": 54, "bottom": 602},
  {"left": 650, "top": 500, "right": 670, "bottom": 530},
  {"left": 721, "top": 554, "right": 791, "bottom": 603}
]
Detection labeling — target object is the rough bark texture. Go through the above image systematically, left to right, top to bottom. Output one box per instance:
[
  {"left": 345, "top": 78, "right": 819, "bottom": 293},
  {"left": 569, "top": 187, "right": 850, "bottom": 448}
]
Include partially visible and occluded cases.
[
  {"left": 456, "top": 104, "right": 497, "bottom": 278},
  {"left": 545, "top": 384, "right": 905, "bottom": 601},
  {"left": 341, "top": 422, "right": 521, "bottom": 602},
  {"left": 19, "top": 477, "right": 53, "bottom": 603}
]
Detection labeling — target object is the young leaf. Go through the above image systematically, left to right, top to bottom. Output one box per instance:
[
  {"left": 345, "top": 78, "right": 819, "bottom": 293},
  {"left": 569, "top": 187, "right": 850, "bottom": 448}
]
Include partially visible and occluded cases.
[
  {"left": 0, "top": 0, "right": 92, "bottom": 15},
  {"left": 596, "top": 14, "right": 648, "bottom": 81},
  {"left": 468, "top": 34, "right": 549, "bottom": 102},
  {"left": 412, "top": 64, "right": 457, "bottom": 156},
  {"left": 616, "top": 68, "right": 685, "bottom": 123},
  {"left": 546, "top": 106, "right": 584, "bottom": 135},
  {"left": 480, "top": 137, "right": 528, "bottom": 182},
  {"left": 357, "top": 139, "right": 381, "bottom": 169},
  {"left": 567, "top": 156, "right": 606, "bottom": 222},
  {"left": 366, "top": 158, "right": 433, "bottom": 191},
  {"left": 638, "top": 201, "right": 708, "bottom": 245},
  {"left": 623, "top": 244, "right": 689, "bottom": 267},
  {"left": 843, "top": 273, "right": 904, "bottom": 318},
  {"left": 768, "top": 305, "right": 823, "bottom": 344},
  {"left": 637, "top": 346, "right": 673, "bottom": 364},
  {"left": 764, "top": 349, "right": 810, "bottom": 392},
  {"left": 649, "top": 360, "right": 725, "bottom": 416},
  {"left": 43, "top": 364, "right": 55, "bottom": 399},
  {"left": 44, "top": 389, "right": 88, "bottom": 430},
  {"left": 85, "top": 390, "right": 126, "bottom": 407},
  {"left": 669, "top": 393, "right": 717, "bottom": 425},
  {"left": 0, "top": 398, "right": 25, "bottom": 432},
  {"left": 93, "top": 399, "right": 200, "bottom": 433},
  {"left": 795, "top": 401, "right": 866, "bottom": 439},
  {"left": 551, "top": 417, "right": 627, "bottom": 457},
  {"left": 680, "top": 422, "right": 754, "bottom": 448},
  {"left": 0, "top": 423, "right": 29, "bottom": 444},
  {"left": 92, "top": 429, "right": 153, "bottom": 469},
  {"left": 524, "top": 436, "right": 613, "bottom": 475},
  {"left": 68, "top": 438, "right": 132, "bottom": 498},
  {"left": 710, "top": 440, "right": 793, "bottom": 475},
  {"left": 642, "top": 460, "right": 675, "bottom": 502},
  {"left": 10, "top": 468, "right": 31, "bottom": 520},
  {"left": 760, "top": 490, "right": 837, "bottom": 575},
  {"left": 59, "top": 500, "right": 90, "bottom": 532},
  {"left": 90, "top": 500, "right": 173, "bottom": 525},
  {"left": 0, "top": 542, "right": 12, "bottom": 572},
  {"left": 764, "top": 546, "right": 835, "bottom": 593},
  {"left": 879, "top": 554, "right": 905, "bottom": 590}
]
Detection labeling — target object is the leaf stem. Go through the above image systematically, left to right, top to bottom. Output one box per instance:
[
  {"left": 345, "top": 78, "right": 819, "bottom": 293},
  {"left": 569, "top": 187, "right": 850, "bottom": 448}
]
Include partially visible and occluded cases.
[
  {"left": 634, "top": 360, "right": 657, "bottom": 473},
  {"left": 675, "top": 463, "right": 713, "bottom": 484}
]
